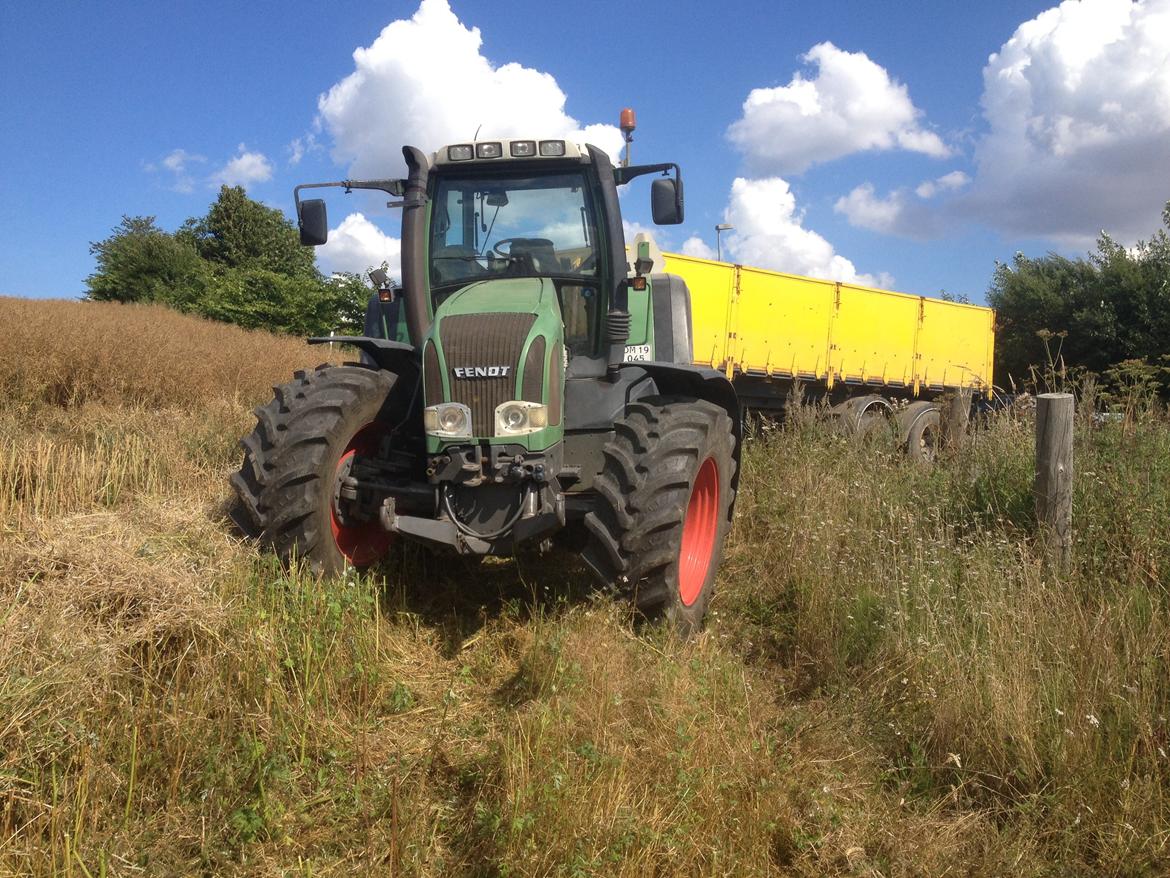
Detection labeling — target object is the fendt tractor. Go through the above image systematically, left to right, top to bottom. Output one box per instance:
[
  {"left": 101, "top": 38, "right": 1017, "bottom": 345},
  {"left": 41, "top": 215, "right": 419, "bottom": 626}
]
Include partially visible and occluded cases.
[{"left": 231, "top": 115, "right": 740, "bottom": 632}]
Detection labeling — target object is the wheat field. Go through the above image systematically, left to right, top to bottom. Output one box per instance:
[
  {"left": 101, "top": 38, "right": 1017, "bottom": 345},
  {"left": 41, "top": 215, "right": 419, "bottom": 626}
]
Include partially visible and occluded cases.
[{"left": 1, "top": 296, "right": 1167, "bottom": 876}]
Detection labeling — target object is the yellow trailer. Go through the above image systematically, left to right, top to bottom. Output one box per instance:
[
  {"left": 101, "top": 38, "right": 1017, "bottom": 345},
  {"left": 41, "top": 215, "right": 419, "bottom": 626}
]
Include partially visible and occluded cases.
[{"left": 659, "top": 252, "right": 996, "bottom": 401}]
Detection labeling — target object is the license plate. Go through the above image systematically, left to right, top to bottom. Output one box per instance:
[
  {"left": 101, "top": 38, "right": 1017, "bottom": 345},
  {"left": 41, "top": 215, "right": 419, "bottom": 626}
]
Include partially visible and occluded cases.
[{"left": 623, "top": 344, "right": 652, "bottom": 362}]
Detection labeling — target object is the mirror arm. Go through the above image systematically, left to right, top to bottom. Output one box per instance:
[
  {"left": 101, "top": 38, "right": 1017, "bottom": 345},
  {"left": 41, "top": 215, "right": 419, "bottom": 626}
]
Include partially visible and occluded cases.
[
  {"left": 613, "top": 162, "right": 679, "bottom": 186},
  {"left": 293, "top": 179, "right": 410, "bottom": 214}
]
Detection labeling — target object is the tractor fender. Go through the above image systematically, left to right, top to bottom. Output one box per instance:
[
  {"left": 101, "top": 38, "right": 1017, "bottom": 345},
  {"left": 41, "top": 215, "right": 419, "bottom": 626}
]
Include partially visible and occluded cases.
[
  {"left": 308, "top": 336, "right": 419, "bottom": 375},
  {"left": 620, "top": 361, "right": 742, "bottom": 499},
  {"left": 897, "top": 400, "right": 940, "bottom": 443}
]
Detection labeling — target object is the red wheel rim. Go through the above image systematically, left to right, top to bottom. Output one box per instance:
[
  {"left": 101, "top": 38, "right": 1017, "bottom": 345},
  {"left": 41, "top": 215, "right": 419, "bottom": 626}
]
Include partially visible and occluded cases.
[
  {"left": 330, "top": 423, "right": 394, "bottom": 567},
  {"left": 678, "top": 456, "right": 720, "bottom": 607}
]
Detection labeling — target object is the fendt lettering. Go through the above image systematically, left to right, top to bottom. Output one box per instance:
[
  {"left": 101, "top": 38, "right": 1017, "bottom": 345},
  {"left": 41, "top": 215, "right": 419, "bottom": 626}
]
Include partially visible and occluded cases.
[{"left": 453, "top": 366, "right": 510, "bottom": 379}]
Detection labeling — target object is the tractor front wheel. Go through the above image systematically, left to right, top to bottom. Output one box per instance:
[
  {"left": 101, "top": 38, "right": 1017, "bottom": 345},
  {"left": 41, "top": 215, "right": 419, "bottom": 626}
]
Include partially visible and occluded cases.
[
  {"left": 232, "top": 365, "right": 400, "bottom": 575},
  {"left": 583, "top": 397, "right": 736, "bottom": 635}
]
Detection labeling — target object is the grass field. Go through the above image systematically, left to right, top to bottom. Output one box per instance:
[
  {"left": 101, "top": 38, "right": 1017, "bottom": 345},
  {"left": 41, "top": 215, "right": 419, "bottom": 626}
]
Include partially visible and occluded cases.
[{"left": 1, "top": 297, "right": 1167, "bottom": 876}]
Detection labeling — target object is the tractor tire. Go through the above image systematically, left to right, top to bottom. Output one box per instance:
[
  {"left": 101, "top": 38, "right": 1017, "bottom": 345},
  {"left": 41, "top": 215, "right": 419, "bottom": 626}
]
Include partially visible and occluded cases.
[
  {"left": 231, "top": 364, "right": 399, "bottom": 575},
  {"left": 229, "top": 365, "right": 333, "bottom": 538},
  {"left": 582, "top": 396, "right": 736, "bottom": 635},
  {"left": 905, "top": 407, "right": 940, "bottom": 464}
]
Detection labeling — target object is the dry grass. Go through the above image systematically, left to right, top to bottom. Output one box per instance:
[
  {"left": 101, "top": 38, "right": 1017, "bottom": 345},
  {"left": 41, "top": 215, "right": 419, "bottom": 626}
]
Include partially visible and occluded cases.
[
  {"left": 0, "top": 297, "right": 321, "bottom": 411},
  {"left": 0, "top": 299, "right": 1167, "bottom": 875}
]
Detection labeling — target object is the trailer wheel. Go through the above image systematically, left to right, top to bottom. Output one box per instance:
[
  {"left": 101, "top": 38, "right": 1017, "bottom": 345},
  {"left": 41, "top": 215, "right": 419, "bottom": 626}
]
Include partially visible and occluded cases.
[
  {"left": 233, "top": 365, "right": 399, "bottom": 575},
  {"left": 582, "top": 397, "right": 736, "bottom": 635},
  {"left": 906, "top": 407, "right": 940, "bottom": 464}
]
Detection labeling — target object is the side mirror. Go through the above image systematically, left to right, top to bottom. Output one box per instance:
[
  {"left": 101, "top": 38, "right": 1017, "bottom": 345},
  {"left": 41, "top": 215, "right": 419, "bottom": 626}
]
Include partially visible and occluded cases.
[
  {"left": 651, "top": 177, "right": 684, "bottom": 225},
  {"left": 298, "top": 198, "right": 328, "bottom": 246}
]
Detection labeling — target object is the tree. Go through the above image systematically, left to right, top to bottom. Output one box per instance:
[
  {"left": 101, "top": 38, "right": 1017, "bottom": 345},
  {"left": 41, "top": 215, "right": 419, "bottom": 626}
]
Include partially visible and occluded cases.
[
  {"left": 179, "top": 186, "right": 317, "bottom": 279},
  {"left": 86, "top": 190, "right": 370, "bottom": 336},
  {"left": 988, "top": 201, "right": 1170, "bottom": 389},
  {"left": 87, "top": 216, "right": 207, "bottom": 306},
  {"left": 193, "top": 267, "right": 362, "bottom": 336}
]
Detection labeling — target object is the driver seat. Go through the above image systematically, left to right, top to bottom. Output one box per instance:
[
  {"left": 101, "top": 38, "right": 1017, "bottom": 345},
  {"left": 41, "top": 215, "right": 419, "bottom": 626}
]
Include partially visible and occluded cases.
[{"left": 506, "top": 238, "right": 558, "bottom": 273}]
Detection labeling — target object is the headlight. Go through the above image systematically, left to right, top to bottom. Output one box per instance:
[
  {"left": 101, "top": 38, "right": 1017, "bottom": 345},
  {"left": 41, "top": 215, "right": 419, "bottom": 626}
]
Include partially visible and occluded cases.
[
  {"left": 494, "top": 401, "right": 548, "bottom": 436},
  {"left": 424, "top": 403, "right": 472, "bottom": 438}
]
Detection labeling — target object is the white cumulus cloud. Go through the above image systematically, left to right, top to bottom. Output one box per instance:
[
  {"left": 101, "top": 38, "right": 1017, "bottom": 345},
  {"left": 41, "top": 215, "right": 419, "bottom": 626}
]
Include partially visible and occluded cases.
[
  {"left": 317, "top": 0, "right": 623, "bottom": 179},
  {"left": 965, "top": 0, "right": 1170, "bottom": 244},
  {"left": 727, "top": 42, "right": 950, "bottom": 175},
  {"left": 287, "top": 133, "right": 322, "bottom": 167},
  {"left": 210, "top": 144, "right": 273, "bottom": 188},
  {"left": 146, "top": 148, "right": 206, "bottom": 193},
  {"left": 835, "top": 171, "right": 970, "bottom": 234},
  {"left": 915, "top": 171, "right": 970, "bottom": 200},
  {"left": 722, "top": 177, "right": 891, "bottom": 287},
  {"left": 834, "top": 183, "right": 908, "bottom": 234},
  {"left": 317, "top": 212, "right": 402, "bottom": 279},
  {"left": 680, "top": 236, "right": 717, "bottom": 259}
]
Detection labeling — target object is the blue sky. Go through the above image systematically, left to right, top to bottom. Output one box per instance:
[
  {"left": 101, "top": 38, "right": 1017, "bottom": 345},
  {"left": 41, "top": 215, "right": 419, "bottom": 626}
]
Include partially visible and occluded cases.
[{"left": 3, "top": 0, "right": 1169, "bottom": 302}]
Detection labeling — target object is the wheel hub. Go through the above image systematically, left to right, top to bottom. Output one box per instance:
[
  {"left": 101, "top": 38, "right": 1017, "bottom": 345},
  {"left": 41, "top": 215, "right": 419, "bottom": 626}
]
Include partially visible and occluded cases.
[
  {"left": 330, "top": 423, "right": 394, "bottom": 567},
  {"left": 678, "top": 457, "right": 720, "bottom": 607}
]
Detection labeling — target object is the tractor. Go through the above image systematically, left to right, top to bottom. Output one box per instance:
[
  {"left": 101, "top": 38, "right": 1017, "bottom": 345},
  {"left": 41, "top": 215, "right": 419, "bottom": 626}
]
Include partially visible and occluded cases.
[{"left": 231, "top": 116, "right": 741, "bottom": 632}]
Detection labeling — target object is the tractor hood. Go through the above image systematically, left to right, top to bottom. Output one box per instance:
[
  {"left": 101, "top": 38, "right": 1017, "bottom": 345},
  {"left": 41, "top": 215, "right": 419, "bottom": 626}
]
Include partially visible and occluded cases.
[
  {"left": 437, "top": 276, "right": 555, "bottom": 317},
  {"left": 423, "top": 277, "right": 566, "bottom": 452}
]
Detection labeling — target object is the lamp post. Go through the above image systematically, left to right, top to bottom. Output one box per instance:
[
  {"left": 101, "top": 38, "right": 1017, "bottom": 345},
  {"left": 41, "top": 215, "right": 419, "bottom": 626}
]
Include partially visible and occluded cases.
[{"left": 715, "top": 223, "right": 734, "bottom": 262}]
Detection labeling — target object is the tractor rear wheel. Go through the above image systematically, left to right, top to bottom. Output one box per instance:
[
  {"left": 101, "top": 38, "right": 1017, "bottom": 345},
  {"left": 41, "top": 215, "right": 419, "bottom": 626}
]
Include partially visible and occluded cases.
[
  {"left": 231, "top": 365, "right": 399, "bottom": 575},
  {"left": 583, "top": 397, "right": 736, "bottom": 635}
]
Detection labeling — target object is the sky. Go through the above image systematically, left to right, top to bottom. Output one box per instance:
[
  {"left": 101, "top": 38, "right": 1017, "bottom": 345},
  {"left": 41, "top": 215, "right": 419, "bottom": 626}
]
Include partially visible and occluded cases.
[{"left": 2, "top": 0, "right": 1169, "bottom": 302}]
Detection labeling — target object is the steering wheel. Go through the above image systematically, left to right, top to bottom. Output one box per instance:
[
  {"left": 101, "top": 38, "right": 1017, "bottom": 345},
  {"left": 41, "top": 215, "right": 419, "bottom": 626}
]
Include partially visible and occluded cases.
[{"left": 491, "top": 238, "right": 526, "bottom": 258}]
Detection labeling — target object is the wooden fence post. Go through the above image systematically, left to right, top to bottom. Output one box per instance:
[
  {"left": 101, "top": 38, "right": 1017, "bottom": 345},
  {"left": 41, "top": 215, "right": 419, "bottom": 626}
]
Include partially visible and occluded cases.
[
  {"left": 939, "top": 388, "right": 972, "bottom": 455},
  {"left": 1034, "top": 392, "right": 1074, "bottom": 570}
]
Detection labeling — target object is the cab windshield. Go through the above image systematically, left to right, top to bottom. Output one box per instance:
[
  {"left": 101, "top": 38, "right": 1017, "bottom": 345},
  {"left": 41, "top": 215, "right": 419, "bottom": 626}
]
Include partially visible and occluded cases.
[{"left": 429, "top": 171, "right": 601, "bottom": 289}]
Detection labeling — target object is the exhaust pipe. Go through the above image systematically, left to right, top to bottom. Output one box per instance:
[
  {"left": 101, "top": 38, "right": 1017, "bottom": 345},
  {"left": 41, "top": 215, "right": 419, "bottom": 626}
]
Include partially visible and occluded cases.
[{"left": 401, "top": 146, "right": 431, "bottom": 347}]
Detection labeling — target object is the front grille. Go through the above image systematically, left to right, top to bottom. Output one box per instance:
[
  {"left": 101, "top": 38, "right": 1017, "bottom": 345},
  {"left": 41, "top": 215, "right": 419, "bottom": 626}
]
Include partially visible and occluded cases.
[
  {"left": 440, "top": 313, "right": 536, "bottom": 435},
  {"left": 521, "top": 335, "right": 545, "bottom": 402},
  {"left": 423, "top": 341, "right": 443, "bottom": 406},
  {"left": 549, "top": 341, "right": 563, "bottom": 426}
]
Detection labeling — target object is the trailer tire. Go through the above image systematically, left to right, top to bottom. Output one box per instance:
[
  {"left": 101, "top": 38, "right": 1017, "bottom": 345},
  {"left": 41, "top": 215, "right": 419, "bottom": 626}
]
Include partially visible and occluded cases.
[
  {"left": 234, "top": 365, "right": 399, "bottom": 575},
  {"left": 582, "top": 397, "right": 736, "bottom": 635},
  {"left": 905, "top": 407, "right": 940, "bottom": 464}
]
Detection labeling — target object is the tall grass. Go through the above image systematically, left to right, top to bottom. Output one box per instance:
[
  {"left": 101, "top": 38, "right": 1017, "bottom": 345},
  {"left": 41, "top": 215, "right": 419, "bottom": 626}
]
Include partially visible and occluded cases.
[
  {"left": 0, "top": 296, "right": 320, "bottom": 411},
  {"left": 0, "top": 299, "right": 1167, "bottom": 874},
  {"left": 725, "top": 411, "right": 1170, "bottom": 871}
]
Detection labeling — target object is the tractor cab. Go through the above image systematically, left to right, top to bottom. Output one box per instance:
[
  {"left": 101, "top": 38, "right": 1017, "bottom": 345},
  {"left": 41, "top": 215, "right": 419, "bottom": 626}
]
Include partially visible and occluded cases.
[{"left": 425, "top": 145, "right": 606, "bottom": 358}]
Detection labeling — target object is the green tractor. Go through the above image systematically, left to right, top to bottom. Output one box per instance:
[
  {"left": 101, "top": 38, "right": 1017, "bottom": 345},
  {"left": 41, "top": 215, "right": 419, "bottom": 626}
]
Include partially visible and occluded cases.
[{"left": 231, "top": 126, "right": 740, "bottom": 632}]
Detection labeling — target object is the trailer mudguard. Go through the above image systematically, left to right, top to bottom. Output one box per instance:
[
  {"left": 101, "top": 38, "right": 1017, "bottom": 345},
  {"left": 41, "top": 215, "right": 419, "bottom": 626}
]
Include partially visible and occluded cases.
[{"left": 897, "top": 400, "right": 939, "bottom": 443}]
